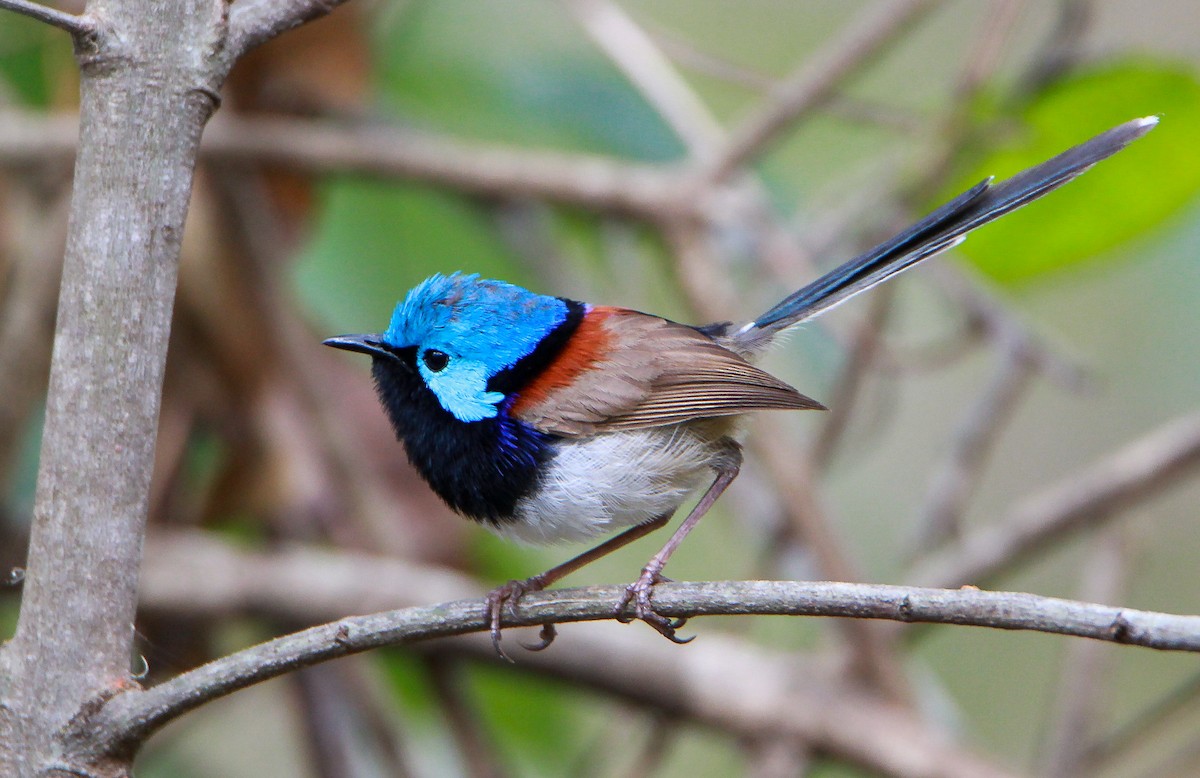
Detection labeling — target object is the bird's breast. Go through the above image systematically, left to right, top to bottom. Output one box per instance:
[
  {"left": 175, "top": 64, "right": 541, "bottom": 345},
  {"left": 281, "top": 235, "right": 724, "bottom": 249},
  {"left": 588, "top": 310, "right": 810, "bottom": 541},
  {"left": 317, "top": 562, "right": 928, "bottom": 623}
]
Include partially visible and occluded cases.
[
  {"left": 372, "top": 357, "right": 554, "bottom": 526},
  {"left": 502, "top": 423, "right": 730, "bottom": 545}
]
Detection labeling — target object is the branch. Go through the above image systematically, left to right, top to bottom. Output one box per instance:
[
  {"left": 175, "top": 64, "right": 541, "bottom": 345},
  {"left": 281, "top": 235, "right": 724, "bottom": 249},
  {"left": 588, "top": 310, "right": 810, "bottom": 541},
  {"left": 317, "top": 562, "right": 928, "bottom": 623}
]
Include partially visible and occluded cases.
[
  {"left": 0, "top": 0, "right": 94, "bottom": 36},
  {"left": 227, "top": 0, "right": 354, "bottom": 61},
  {"left": 569, "top": 0, "right": 725, "bottom": 158},
  {"left": 702, "top": 0, "right": 935, "bottom": 183},
  {"left": 0, "top": 110, "right": 693, "bottom": 221},
  {"left": 929, "top": 261, "right": 1086, "bottom": 388},
  {"left": 915, "top": 342, "right": 1034, "bottom": 548},
  {"left": 909, "top": 410, "right": 1200, "bottom": 589},
  {"left": 751, "top": 432, "right": 912, "bottom": 700},
  {"left": 1040, "top": 526, "right": 1133, "bottom": 776},
  {"left": 91, "top": 577, "right": 1200, "bottom": 754},
  {"left": 1086, "top": 668, "right": 1200, "bottom": 769}
]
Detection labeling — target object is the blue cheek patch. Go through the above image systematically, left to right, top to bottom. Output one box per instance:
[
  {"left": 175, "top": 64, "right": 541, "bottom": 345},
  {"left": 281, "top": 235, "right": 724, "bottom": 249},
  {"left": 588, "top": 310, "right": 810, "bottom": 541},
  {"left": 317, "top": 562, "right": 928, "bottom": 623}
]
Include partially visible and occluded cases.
[
  {"left": 383, "top": 273, "right": 570, "bottom": 424},
  {"left": 421, "top": 359, "right": 505, "bottom": 422}
]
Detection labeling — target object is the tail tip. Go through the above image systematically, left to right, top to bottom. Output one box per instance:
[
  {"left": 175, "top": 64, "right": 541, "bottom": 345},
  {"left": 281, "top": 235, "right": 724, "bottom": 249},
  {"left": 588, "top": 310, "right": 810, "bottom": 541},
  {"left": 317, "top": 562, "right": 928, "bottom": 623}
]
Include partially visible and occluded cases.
[{"left": 1107, "top": 115, "right": 1158, "bottom": 147}]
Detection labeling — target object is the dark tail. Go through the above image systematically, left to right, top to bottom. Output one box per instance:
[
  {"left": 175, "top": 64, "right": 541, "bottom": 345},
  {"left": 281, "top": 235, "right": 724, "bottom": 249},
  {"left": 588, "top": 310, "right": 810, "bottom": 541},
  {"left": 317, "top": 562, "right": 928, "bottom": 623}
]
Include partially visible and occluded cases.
[{"left": 745, "top": 116, "right": 1157, "bottom": 336}]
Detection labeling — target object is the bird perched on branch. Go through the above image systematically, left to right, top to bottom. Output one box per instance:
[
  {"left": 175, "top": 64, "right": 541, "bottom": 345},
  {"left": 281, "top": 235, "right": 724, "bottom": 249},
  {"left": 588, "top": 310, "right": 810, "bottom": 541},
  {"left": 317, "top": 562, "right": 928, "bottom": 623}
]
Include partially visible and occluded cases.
[{"left": 325, "top": 117, "right": 1156, "bottom": 656}]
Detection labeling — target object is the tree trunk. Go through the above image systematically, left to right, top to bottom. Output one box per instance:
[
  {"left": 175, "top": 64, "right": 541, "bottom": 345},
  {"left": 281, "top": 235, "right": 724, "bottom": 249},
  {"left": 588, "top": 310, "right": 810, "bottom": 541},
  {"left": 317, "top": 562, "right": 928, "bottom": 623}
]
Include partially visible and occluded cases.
[{"left": 0, "top": 1, "right": 227, "bottom": 774}]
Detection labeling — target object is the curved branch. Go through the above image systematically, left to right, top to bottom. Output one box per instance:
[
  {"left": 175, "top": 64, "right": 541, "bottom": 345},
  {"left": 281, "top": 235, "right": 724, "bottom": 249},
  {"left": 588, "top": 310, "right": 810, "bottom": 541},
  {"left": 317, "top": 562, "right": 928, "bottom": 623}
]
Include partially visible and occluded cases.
[
  {"left": 0, "top": 0, "right": 94, "bottom": 36},
  {"left": 87, "top": 579, "right": 1200, "bottom": 754}
]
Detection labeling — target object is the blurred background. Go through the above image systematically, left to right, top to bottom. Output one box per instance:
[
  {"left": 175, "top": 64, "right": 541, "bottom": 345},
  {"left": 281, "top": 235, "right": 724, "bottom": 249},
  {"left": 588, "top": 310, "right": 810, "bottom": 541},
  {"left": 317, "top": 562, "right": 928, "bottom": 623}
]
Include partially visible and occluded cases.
[{"left": 2, "top": 1, "right": 1200, "bottom": 776}]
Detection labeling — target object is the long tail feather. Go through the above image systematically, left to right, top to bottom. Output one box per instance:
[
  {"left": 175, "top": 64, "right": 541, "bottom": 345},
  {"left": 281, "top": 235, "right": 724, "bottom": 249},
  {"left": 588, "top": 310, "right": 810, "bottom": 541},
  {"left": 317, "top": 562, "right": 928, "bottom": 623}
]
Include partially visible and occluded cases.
[{"left": 745, "top": 116, "right": 1157, "bottom": 337}]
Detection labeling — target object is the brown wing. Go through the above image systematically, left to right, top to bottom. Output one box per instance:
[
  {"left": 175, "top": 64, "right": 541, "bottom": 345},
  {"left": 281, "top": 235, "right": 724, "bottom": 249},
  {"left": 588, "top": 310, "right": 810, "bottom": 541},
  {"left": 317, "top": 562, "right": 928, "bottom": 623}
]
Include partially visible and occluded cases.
[{"left": 510, "top": 307, "right": 824, "bottom": 437}]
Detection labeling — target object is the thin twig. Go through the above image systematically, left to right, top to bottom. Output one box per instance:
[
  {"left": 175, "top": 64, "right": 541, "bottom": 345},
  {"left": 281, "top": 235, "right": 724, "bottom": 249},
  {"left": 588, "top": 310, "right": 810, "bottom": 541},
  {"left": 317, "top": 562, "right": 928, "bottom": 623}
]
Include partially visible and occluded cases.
[
  {"left": 0, "top": 0, "right": 94, "bottom": 36},
  {"left": 569, "top": 0, "right": 724, "bottom": 158},
  {"left": 703, "top": 0, "right": 936, "bottom": 184},
  {"left": 955, "top": 0, "right": 1027, "bottom": 100},
  {"left": 1017, "top": 0, "right": 1094, "bottom": 96},
  {"left": 642, "top": 18, "right": 775, "bottom": 91},
  {"left": 661, "top": 219, "right": 740, "bottom": 321},
  {"left": 929, "top": 262, "right": 1087, "bottom": 388},
  {"left": 810, "top": 286, "right": 895, "bottom": 472},
  {"left": 914, "top": 342, "right": 1035, "bottom": 549},
  {"left": 908, "top": 411, "right": 1200, "bottom": 590},
  {"left": 751, "top": 433, "right": 912, "bottom": 702},
  {"left": 1039, "top": 526, "right": 1133, "bottom": 777},
  {"left": 26, "top": 527, "right": 1020, "bottom": 778},
  {"left": 426, "top": 657, "right": 508, "bottom": 778},
  {"left": 293, "top": 663, "right": 414, "bottom": 778},
  {"left": 1085, "top": 668, "right": 1200, "bottom": 770},
  {"left": 619, "top": 713, "right": 678, "bottom": 778}
]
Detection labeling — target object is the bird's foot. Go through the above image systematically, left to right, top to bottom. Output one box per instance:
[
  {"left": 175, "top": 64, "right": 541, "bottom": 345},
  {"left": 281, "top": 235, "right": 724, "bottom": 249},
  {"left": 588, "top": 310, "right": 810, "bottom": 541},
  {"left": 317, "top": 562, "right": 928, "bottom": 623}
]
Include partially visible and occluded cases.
[
  {"left": 614, "top": 568, "right": 692, "bottom": 644},
  {"left": 485, "top": 575, "right": 557, "bottom": 661}
]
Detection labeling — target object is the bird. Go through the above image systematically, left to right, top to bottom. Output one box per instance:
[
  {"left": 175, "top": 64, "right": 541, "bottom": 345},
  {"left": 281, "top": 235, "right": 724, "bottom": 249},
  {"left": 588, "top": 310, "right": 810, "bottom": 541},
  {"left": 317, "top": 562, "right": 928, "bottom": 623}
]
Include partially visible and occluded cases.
[{"left": 325, "top": 117, "right": 1156, "bottom": 655}]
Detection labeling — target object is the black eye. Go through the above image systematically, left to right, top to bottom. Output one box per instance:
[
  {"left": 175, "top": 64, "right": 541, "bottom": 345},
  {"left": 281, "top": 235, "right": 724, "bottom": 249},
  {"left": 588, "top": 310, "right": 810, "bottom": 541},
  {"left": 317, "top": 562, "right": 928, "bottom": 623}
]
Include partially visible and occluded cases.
[{"left": 422, "top": 349, "right": 450, "bottom": 372}]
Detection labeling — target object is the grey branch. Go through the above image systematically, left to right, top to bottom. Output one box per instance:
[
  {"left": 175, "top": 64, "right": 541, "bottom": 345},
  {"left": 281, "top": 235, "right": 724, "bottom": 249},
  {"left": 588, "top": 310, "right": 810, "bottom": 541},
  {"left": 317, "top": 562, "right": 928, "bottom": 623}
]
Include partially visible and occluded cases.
[
  {"left": 0, "top": 0, "right": 94, "bottom": 36},
  {"left": 228, "top": 0, "right": 354, "bottom": 60},
  {"left": 569, "top": 0, "right": 725, "bottom": 158},
  {"left": 703, "top": 0, "right": 935, "bottom": 183},
  {"left": 0, "top": 110, "right": 692, "bottom": 220},
  {"left": 201, "top": 116, "right": 689, "bottom": 219},
  {"left": 916, "top": 343, "right": 1035, "bottom": 548},
  {"left": 909, "top": 410, "right": 1200, "bottom": 589},
  {"left": 133, "top": 531, "right": 1009, "bottom": 777},
  {"left": 89, "top": 577, "right": 1200, "bottom": 754}
]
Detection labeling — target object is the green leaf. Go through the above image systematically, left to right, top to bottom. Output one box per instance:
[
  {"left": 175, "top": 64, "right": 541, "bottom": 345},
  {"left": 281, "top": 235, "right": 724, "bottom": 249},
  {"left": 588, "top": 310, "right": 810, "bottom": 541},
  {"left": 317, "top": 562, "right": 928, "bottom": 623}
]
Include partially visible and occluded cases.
[{"left": 956, "top": 62, "right": 1200, "bottom": 283}]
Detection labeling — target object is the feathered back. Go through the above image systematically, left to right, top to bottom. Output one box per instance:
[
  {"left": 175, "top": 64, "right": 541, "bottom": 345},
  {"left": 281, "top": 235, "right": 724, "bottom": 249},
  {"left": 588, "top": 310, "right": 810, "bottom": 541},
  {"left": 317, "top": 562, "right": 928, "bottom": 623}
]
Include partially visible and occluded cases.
[{"left": 511, "top": 307, "right": 823, "bottom": 436}]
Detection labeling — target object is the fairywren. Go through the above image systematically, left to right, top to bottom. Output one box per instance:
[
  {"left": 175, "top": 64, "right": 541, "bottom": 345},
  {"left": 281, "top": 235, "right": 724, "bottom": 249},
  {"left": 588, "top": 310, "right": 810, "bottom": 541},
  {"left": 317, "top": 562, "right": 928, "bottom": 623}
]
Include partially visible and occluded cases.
[{"left": 325, "top": 117, "right": 1156, "bottom": 654}]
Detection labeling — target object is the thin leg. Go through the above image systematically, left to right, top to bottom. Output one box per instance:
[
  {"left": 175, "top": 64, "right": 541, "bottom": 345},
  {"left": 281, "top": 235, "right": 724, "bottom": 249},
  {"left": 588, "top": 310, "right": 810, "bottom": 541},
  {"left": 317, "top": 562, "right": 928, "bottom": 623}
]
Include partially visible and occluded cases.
[
  {"left": 616, "top": 450, "right": 742, "bottom": 642},
  {"left": 486, "top": 513, "right": 672, "bottom": 659}
]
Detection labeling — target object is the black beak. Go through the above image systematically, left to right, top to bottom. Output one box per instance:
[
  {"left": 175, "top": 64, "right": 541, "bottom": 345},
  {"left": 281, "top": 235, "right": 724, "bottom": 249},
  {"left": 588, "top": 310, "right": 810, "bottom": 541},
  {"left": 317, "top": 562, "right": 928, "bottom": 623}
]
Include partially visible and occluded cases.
[{"left": 322, "top": 333, "right": 393, "bottom": 360}]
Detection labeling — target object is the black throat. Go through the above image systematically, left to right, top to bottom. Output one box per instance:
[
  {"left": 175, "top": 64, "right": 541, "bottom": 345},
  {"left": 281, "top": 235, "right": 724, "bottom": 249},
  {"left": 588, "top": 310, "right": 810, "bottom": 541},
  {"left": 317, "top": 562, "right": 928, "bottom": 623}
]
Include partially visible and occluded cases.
[{"left": 368, "top": 299, "right": 580, "bottom": 525}]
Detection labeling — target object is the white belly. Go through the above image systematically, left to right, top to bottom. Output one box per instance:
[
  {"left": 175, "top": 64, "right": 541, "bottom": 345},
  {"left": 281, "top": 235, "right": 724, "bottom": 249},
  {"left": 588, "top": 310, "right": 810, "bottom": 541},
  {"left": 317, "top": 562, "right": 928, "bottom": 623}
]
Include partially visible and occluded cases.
[{"left": 504, "top": 426, "right": 722, "bottom": 545}]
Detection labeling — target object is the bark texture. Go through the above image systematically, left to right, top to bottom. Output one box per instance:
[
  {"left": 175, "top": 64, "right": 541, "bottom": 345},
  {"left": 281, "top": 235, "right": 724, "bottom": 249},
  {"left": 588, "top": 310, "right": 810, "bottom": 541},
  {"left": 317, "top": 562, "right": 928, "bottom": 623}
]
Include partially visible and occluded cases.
[{"left": 0, "top": 1, "right": 227, "bottom": 774}]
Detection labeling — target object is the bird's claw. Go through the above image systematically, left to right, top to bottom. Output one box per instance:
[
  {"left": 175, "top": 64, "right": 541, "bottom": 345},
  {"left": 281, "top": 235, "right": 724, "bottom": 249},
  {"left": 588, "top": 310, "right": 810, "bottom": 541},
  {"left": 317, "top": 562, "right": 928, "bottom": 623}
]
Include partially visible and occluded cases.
[
  {"left": 615, "top": 569, "right": 694, "bottom": 644},
  {"left": 486, "top": 575, "right": 555, "bottom": 661},
  {"left": 520, "top": 623, "right": 558, "bottom": 652}
]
